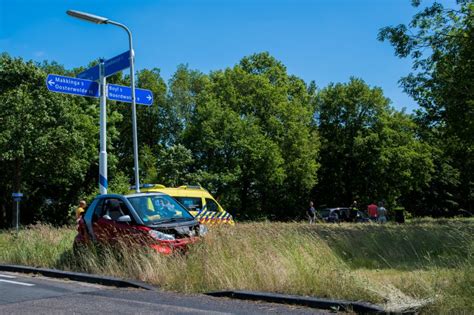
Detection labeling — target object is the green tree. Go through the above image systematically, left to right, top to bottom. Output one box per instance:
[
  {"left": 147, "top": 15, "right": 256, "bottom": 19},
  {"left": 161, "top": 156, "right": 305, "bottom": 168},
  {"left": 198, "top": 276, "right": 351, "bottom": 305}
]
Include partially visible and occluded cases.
[
  {"left": 378, "top": 0, "right": 473, "bottom": 213},
  {"left": 183, "top": 53, "right": 320, "bottom": 219},
  {"left": 0, "top": 54, "right": 98, "bottom": 226},
  {"left": 167, "top": 64, "right": 209, "bottom": 143},
  {"left": 315, "top": 78, "right": 433, "bottom": 210},
  {"left": 374, "top": 109, "right": 434, "bottom": 206},
  {"left": 153, "top": 144, "right": 194, "bottom": 187}
]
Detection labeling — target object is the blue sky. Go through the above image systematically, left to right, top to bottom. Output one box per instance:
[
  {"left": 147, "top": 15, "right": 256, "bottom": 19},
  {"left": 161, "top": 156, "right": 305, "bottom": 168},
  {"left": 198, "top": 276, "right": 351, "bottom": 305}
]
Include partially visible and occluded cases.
[{"left": 0, "top": 0, "right": 456, "bottom": 113}]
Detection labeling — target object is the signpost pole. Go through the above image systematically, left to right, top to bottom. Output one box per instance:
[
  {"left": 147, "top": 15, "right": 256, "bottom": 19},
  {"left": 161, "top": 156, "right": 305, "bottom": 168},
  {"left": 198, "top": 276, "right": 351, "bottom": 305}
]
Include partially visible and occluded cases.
[
  {"left": 129, "top": 47, "right": 141, "bottom": 194},
  {"left": 99, "top": 61, "right": 108, "bottom": 194},
  {"left": 15, "top": 201, "right": 19, "bottom": 232}
]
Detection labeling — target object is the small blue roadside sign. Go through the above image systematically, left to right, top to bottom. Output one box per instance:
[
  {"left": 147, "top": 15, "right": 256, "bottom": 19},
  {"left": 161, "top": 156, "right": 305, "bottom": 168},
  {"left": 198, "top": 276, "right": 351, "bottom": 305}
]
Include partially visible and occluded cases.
[
  {"left": 76, "top": 51, "right": 131, "bottom": 81},
  {"left": 46, "top": 74, "right": 99, "bottom": 98},
  {"left": 107, "top": 84, "right": 153, "bottom": 106},
  {"left": 12, "top": 192, "right": 23, "bottom": 202}
]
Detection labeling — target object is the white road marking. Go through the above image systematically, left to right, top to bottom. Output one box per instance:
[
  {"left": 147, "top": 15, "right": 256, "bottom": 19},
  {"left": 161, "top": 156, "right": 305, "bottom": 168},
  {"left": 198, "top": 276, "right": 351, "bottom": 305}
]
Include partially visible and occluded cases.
[
  {"left": 0, "top": 274, "right": 16, "bottom": 279},
  {"left": 0, "top": 279, "right": 35, "bottom": 286},
  {"left": 93, "top": 295, "right": 231, "bottom": 314}
]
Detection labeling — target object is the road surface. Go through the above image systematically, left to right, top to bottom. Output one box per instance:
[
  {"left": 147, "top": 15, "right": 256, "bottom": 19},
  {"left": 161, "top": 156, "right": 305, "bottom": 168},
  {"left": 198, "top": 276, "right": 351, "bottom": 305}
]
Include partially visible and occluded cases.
[{"left": 0, "top": 272, "right": 329, "bottom": 314}]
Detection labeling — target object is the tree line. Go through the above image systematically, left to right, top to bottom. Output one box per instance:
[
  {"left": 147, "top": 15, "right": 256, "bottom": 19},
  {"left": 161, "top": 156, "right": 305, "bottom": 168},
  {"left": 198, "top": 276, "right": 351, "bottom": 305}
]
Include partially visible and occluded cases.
[{"left": 0, "top": 1, "right": 472, "bottom": 227}]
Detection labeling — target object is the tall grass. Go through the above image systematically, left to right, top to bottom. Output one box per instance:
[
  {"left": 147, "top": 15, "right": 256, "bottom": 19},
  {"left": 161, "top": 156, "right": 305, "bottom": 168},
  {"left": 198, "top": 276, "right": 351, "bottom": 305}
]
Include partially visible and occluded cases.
[
  {"left": 0, "top": 219, "right": 472, "bottom": 313},
  {"left": 0, "top": 224, "right": 76, "bottom": 267}
]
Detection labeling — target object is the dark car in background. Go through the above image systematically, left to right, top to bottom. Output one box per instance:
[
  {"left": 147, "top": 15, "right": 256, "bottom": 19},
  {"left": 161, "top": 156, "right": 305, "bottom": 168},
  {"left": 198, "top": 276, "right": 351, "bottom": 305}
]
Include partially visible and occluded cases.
[
  {"left": 74, "top": 193, "right": 207, "bottom": 254},
  {"left": 318, "top": 207, "right": 370, "bottom": 223}
]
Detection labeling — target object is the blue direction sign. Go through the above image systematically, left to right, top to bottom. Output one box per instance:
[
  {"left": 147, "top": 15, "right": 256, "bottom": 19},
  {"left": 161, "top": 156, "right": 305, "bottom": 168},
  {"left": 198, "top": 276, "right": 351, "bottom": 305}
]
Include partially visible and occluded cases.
[
  {"left": 76, "top": 51, "right": 131, "bottom": 81},
  {"left": 104, "top": 51, "right": 130, "bottom": 77},
  {"left": 76, "top": 64, "right": 99, "bottom": 81},
  {"left": 46, "top": 74, "right": 99, "bottom": 98},
  {"left": 107, "top": 84, "right": 153, "bottom": 106}
]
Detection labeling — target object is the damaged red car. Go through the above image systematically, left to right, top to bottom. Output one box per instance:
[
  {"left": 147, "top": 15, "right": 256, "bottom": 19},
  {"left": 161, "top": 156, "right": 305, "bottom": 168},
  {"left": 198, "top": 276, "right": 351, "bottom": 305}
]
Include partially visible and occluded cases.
[{"left": 74, "top": 193, "right": 207, "bottom": 254}]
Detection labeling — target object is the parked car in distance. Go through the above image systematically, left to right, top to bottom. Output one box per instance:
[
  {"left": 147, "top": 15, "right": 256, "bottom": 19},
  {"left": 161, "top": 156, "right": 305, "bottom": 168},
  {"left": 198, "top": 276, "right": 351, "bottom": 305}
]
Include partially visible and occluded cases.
[
  {"left": 131, "top": 184, "right": 235, "bottom": 226},
  {"left": 74, "top": 193, "right": 207, "bottom": 255},
  {"left": 318, "top": 207, "right": 370, "bottom": 223}
]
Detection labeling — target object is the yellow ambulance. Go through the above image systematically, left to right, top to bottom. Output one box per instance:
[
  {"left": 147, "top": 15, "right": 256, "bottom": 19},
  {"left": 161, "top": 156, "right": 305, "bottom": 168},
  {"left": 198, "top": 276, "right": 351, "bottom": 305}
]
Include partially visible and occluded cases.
[{"left": 137, "top": 184, "right": 235, "bottom": 226}]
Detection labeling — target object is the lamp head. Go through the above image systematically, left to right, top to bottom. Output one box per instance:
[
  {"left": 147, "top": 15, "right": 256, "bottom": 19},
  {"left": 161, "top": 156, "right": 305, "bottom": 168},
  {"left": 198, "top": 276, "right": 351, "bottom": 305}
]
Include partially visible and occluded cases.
[{"left": 66, "top": 10, "right": 109, "bottom": 24}]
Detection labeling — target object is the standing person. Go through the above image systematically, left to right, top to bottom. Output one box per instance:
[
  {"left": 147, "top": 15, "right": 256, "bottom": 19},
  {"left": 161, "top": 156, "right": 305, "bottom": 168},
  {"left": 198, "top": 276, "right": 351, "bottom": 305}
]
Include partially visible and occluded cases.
[
  {"left": 75, "top": 200, "right": 87, "bottom": 221},
  {"left": 350, "top": 200, "right": 359, "bottom": 222},
  {"left": 307, "top": 201, "right": 316, "bottom": 224},
  {"left": 367, "top": 201, "right": 378, "bottom": 221},
  {"left": 377, "top": 201, "right": 387, "bottom": 224}
]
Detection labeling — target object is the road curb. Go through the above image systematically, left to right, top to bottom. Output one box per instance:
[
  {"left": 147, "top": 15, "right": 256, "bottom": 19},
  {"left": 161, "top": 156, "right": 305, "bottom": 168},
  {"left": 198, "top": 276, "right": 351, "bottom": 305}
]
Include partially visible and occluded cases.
[
  {"left": 0, "top": 264, "right": 155, "bottom": 291},
  {"left": 206, "top": 290, "right": 386, "bottom": 313}
]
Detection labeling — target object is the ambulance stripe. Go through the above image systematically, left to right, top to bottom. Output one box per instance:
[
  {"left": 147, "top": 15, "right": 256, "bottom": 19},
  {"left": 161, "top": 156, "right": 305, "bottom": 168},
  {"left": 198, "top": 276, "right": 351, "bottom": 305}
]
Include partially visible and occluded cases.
[{"left": 195, "top": 210, "right": 234, "bottom": 225}]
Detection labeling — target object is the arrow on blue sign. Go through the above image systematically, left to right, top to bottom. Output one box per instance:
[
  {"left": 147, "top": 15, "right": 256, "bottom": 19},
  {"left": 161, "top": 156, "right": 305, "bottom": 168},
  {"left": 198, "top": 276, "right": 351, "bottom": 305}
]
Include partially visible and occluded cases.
[
  {"left": 76, "top": 51, "right": 131, "bottom": 81},
  {"left": 46, "top": 74, "right": 99, "bottom": 98},
  {"left": 46, "top": 74, "right": 153, "bottom": 105},
  {"left": 107, "top": 84, "right": 153, "bottom": 106}
]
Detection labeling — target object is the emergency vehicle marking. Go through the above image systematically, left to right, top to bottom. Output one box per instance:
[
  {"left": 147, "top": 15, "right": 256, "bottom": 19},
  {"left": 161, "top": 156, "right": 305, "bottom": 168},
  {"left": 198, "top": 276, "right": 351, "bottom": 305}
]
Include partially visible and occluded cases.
[{"left": 195, "top": 210, "right": 233, "bottom": 225}]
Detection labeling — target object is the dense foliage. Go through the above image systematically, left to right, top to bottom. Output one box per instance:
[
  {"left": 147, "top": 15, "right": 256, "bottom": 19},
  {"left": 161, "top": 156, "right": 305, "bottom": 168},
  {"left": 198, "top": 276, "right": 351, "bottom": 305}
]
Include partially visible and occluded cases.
[
  {"left": 378, "top": 0, "right": 473, "bottom": 215},
  {"left": 0, "top": 1, "right": 472, "bottom": 227},
  {"left": 0, "top": 54, "right": 99, "bottom": 225},
  {"left": 315, "top": 78, "right": 433, "bottom": 208}
]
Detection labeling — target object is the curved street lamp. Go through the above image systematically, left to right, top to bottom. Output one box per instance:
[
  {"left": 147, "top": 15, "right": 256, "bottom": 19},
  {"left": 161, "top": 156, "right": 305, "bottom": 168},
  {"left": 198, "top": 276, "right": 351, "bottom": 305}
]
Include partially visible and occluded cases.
[{"left": 66, "top": 10, "right": 141, "bottom": 193}]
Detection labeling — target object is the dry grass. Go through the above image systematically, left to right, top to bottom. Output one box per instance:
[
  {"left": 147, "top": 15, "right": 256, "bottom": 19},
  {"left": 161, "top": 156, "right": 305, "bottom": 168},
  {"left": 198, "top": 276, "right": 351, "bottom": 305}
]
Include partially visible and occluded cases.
[{"left": 0, "top": 219, "right": 472, "bottom": 313}]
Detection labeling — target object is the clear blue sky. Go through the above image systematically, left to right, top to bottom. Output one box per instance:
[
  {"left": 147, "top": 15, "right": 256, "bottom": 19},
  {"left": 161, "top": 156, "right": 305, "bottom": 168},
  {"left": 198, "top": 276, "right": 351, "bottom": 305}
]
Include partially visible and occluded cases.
[{"left": 0, "top": 0, "right": 456, "bottom": 113}]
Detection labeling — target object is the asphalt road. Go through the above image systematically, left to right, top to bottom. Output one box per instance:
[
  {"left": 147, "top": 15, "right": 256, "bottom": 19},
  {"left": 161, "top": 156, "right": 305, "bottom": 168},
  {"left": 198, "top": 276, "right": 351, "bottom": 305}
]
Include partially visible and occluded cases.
[{"left": 0, "top": 272, "right": 329, "bottom": 314}]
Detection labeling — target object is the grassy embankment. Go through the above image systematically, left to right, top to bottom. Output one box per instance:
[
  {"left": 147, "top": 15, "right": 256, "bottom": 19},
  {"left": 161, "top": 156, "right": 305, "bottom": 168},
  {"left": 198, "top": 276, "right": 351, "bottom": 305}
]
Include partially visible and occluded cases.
[{"left": 0, "top": 218, "right": 472, "bottom": 313}]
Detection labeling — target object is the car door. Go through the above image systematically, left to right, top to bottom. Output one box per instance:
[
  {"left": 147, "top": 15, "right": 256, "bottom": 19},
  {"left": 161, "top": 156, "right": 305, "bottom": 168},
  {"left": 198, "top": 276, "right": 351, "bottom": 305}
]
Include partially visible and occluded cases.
[{"left": 92, "top": 197, "right": 136, "bottom": 244}]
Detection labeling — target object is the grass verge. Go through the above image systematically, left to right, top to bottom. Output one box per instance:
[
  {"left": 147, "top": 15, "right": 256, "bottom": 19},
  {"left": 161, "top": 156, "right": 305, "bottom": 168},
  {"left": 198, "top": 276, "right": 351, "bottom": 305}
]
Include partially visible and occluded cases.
[{"left": 0, "top": 219, "right": 472, "bottom": 313}]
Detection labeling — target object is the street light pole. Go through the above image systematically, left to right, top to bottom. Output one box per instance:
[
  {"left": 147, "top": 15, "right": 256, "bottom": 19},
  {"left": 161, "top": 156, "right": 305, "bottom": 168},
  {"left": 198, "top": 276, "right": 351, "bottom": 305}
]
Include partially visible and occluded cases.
[
  {"left": 66, "top": 10, "right": 141, "bottom": 193},
  {"left": 106, "top": 21, "right": 141, "bottom": 193}
]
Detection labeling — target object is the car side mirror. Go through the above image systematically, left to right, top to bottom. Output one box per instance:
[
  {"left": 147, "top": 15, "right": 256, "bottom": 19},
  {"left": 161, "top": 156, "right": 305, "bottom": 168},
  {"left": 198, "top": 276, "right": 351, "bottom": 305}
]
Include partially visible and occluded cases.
[
  {"left": 103, "top": 214, "right": 112, "bottom": 220},
  {"left": 117, "top": 215, "right": 131, "bottom": 223}
]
